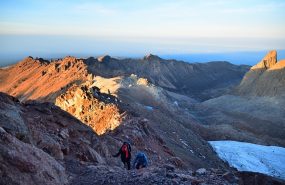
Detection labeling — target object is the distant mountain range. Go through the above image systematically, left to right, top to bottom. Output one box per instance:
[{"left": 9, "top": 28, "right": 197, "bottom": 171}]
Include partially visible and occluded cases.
[{"left": 1, "top": 50, "right": 285, "bottom": 67}]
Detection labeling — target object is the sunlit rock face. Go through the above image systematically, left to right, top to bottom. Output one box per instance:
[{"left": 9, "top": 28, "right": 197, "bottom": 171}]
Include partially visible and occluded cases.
[
  {"left": 236, "top": 50, "right": 285, "bottom": 96},
  {"left": 251, "top": 50, "right": 277, "bottom": 70},
  {"left": 0, "top": 56, "right": 89, "bottom": 102},
  {"left": 55, "top": 82, "right": 122, "bottom": 135}
]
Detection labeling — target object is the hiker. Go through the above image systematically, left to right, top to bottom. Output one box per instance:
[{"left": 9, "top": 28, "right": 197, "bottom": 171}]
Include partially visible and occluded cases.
[
  {"left": 113, "top": 142, "right": 132, "bottom": 170},
  {"left": 133, "top": 152, "right": 148, "bottom": 169}
]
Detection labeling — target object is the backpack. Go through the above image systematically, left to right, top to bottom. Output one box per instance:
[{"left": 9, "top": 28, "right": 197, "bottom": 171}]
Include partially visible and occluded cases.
[{"left": 121, "top": 143, "right": 131, "bottom": 158}]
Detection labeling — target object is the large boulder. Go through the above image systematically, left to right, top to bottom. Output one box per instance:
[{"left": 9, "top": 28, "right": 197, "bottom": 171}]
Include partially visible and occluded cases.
[
  {"left": 0, "top": 92, "right": 30, "bottom": 142},
  {"left": 0, "top": 128, "right": 68, "bottom": 185}
]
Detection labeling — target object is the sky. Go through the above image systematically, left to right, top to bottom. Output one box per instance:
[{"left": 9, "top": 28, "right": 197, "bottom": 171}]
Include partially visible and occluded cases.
[{"left": 0, "top": 0, "right": 285, "bottom": 66}]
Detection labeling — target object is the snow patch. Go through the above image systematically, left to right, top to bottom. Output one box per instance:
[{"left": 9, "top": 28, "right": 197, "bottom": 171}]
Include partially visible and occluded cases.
[
  {"left": 0, "top": 65, "right": 12, "bottom": 69},
  {"left": 144, "top": 106, "right": 153, "bottom": 111},
  {"left": 179, "top": 139, "right": 189, "bottom": 147},
  {"left": 209, "top": 141, "right": 285, "bottom": 180}
]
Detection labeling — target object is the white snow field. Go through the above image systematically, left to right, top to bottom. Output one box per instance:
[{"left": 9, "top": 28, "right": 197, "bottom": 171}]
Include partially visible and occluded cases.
[{"left": 209, "top": 141, "right": 285, "bottom": 180}]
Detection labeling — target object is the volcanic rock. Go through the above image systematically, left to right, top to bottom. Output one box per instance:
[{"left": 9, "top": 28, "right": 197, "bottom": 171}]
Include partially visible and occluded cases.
[
  {"left": 55, "top": 83, "right": 122, "bottom": 135},
  {"left": 0, "top": 127, "right": 68, "bottom": 185}
]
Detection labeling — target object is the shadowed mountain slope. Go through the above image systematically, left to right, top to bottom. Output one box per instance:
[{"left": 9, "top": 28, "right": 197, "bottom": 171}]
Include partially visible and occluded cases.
[
  {"left": 191, "top": 51, "right": 285, "bottom": 146},
  {"left": 86, "top": 55, "right": 249, "bottom": 100},
  {"left": 0, "top": 92, "right": 236, "bottom": 185}
]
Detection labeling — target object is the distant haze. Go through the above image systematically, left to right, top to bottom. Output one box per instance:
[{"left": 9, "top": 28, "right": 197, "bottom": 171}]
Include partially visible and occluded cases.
[{"left": 1, "top": 0, "right": 285, "bottom": 66}]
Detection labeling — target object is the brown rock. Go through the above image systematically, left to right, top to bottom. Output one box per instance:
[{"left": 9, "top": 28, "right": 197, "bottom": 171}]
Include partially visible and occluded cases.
[
  {"left": 55, "top": 83, "right": 122, "bottom": 135},
  {"left": 0, "top": 131, "right": 67, "bottom": 185},
  {"left": 87, "top": 146, "right": 106, "bottom": 164},
  {"left": 166, "top": 157, "right": 185, "bottom": 168},
  {"left": 163, "top": 164, "right": 176, "bottom": 172},
  {"left": 222, "top": 171, "right": 239, "bottom": 183}
]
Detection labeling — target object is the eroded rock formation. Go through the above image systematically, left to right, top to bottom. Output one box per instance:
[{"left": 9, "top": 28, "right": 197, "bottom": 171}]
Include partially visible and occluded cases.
[{"left": 55, "top": 83, "right": 122, "bottom": 135}]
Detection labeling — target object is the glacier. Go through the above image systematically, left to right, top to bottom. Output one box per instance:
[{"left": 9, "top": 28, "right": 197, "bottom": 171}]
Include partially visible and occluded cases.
[{"left": 209, "top": 141, "right": 285, "bottom": 180}]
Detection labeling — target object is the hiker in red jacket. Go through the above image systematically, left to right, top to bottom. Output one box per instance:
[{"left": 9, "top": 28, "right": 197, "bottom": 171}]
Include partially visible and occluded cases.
[{"left": 113, "top": 142, "right": 132, "bottom": 170}]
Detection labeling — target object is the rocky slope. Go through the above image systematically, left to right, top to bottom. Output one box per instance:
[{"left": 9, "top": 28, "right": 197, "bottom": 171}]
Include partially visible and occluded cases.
[
  {"left": 190, "top": 50, "right": 285, "bottom": 147},
  {"left": 235, "top": 50, "right": 285, "bottom": 96},
  {"left": 0, "top": 92, "right": 239, "bottom": 185},
  {"left": 2, "top": 92, "right": 283, "bottom": 185}
]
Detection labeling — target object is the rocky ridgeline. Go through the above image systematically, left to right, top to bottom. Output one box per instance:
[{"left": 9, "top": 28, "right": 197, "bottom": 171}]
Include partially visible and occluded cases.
[
  {"left": 0, "top": 56, "right": 90, "bottom": 102},
  {"left": 55, "top": 82, "right": 123, "bottom": 135}
]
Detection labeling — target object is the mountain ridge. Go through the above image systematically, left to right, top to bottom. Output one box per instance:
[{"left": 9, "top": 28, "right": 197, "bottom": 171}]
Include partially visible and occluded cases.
[{"left": 1, "top": 51, "right": 284, "bottom": 184}]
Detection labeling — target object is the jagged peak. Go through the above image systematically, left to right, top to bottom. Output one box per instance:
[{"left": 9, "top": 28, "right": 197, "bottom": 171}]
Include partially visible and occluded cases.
[
  {"left": 251, "top": 50, "right": 277, "bottom": 70},
  {"left": 143, "top": 54, "right": 162, "bottom": 61},
  {"left": 97, "top": 55, "right": 111, "bottom": 62},
  {"left": 17, "top": 56, "right": 37, "bottom": 67},
  {"left": 21, "top": 56, "right": 34, "bottom": 62},
  {"left": 62, "top": 56, "right": 77, "bottom": 61},
  {"left": 270, "top": 59, "right": 285, "bottom": 70}
]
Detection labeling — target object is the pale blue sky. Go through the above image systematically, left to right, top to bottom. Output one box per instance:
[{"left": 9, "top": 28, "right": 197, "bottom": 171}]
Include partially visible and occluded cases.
[{"left": 0, "top": 0, "right": 285, "bottom": 65}]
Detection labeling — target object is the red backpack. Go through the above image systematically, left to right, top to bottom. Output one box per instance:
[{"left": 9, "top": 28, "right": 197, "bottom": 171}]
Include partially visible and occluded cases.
[{"left": 122, "top": 144, "right": 129, "bottom": 158}]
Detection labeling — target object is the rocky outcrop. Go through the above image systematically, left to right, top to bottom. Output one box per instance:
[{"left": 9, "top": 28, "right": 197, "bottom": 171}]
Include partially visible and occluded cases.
[
  {"left": 235, "top": 50, "right": 285, "bottom": 96},
  {"left": 251, "top": 50, "right": 277, "bottom": 70},
  {"left": 55, "top": 83, "right": 123, "bottom": 135},
  {"left": 0, "top": 92, "right": 93, "bottom": 185},
  {"left": 0, "top": 93, "right": 30, "bottom": 142},
  {"left": 0, "top": 127, "right": 68, "bottom": 185}
]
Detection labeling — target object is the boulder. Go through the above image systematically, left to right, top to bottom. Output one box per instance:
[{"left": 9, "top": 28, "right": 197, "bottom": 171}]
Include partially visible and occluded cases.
[
  {"left": 0, "top": 93, "right": 30, "bottom": 142},
  {"left": 0, "top": 131, "right": 68, "bottom": 185},
  {"left": 196, "top": 168, "right": 207, "bottom": 175},
  {"left": 222, "top": 171, "right": 239, "bottom": 183}
]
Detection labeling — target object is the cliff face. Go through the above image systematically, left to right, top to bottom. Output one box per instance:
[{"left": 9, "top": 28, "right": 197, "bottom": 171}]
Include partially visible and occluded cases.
[{"left": 55, "top": 83, "right": 122, "bottom": 135}]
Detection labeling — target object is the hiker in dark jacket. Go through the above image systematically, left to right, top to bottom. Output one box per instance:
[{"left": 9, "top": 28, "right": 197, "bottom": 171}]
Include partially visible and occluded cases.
[
  {"left": 113, "top": 142, "right": 132, "bottom": 170},
  {"left": 133, "top": 152, "right": 148, "bottom": 169}
]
